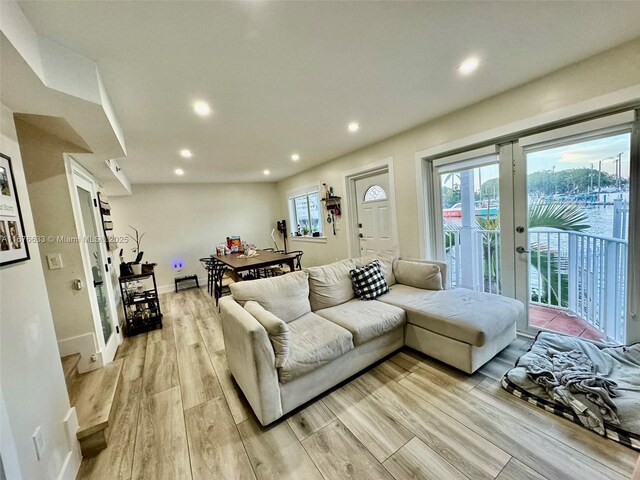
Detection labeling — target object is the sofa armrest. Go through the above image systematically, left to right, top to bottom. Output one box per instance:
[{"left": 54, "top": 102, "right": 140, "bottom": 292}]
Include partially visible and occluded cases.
[
  {"left": 398, "top": 258, "right": 450, "bottom": 289},
  {"left": 219, "top": 296, "right": 282, "bottom": 425}
]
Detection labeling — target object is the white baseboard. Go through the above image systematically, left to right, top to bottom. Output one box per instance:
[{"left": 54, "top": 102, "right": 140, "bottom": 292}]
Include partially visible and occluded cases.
[
  {"left": 157, "top": 275, "right": 208, "bottom": 295},
  {"left": 57, "top": 333, "right": 101, "bottom": 373},
  {"left": 56, "top": 407, "right": 81, "bottom": 480},
  {"left": 56, "top": 449, "right": 81, "bottom": 480}
]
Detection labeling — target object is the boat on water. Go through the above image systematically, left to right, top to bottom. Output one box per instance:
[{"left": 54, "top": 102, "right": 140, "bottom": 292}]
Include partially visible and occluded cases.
[{"left": 443, "top": 201, "right": 499, "bottom": 218}]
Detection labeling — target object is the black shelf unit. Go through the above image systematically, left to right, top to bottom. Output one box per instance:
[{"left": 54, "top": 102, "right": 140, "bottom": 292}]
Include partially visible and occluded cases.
[{"left": 119, "top": 270, "right": 163, "bottom": 336}]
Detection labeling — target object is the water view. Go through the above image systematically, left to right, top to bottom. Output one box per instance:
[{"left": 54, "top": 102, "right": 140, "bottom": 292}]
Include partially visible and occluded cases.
[{"left": 439, "top": 132, "right": 631, "bottom": 343}]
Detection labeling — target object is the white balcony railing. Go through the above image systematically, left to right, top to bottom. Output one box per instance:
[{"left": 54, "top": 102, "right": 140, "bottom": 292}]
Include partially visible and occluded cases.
[{"left": 443, "top": 225, "right": 628, "bottom": 343}]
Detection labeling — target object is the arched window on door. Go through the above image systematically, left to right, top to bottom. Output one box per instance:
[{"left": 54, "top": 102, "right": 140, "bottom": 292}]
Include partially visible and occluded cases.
[{"left": 363, "top": 185, "right": 387, "bottom": 202}]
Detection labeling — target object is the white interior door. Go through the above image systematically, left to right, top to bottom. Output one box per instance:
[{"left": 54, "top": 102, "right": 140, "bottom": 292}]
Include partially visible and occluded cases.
[
  {"left": 72, "top": 170, "right": 121, "bottom": 363},
  {"left": 355, "top": 172, "right": 394, "bottom": 255}
]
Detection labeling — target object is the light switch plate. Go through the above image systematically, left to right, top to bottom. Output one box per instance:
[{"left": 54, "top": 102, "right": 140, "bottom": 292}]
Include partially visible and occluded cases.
[{"left": 46, "top": 253, "right": 63, "bottom": 270}]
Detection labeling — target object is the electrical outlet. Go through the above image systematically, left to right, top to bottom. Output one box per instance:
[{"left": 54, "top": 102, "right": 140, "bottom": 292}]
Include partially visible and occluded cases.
[
  {"left": 46, "top": 254, "right": 63, "bottom": 270},
  {"left": 32, "top": 426, "right": 45, "bottom": 460}
]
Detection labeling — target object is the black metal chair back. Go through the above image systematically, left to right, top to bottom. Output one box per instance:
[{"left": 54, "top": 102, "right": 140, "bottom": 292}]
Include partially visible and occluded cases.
[{"left": 289, "top": 250, "right": 304, "bottom": 270}]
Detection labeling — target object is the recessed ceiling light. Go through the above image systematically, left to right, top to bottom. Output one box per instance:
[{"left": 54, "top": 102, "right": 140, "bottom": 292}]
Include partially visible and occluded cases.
[
  {"left": 458, "top": 57, "right": 480, "bottom": 75},
  {"left": 193, "top": 101, "right": 211, "bottom": 116},
  {"left": 348, "top": 122, "right": 360, "bottom": 133},
  {"left": 180, "top": 149, "right": 192, "bottom": 158},
  {"left": 291, "top": 153, "right": 300, "bottom": 161},
  {"left": 175, "top": 168, "right": 184, "bottom": 175},
  {"left": 263, "top": 169, "right": 270, "bottom": 176}
]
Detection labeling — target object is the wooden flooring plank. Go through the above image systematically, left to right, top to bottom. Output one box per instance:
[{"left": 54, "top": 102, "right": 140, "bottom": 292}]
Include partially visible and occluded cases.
[
  {"left": 159, "top": 293, "right": 171, "bottom": 315},
  {"left": 170, "top": 294, "right": 191, "bottom": 316},
  {"left": 147, "top": 314, "right": 175, "bottom": 345},
  {"left": 173, "top": 314, "right": 203, "bottom": 346},
  {"left": 195, "top": 315, "right": 225, "bottom": 355},
  {"left": 118, "top": 334, "right": 148, "bottom": 382},
  {"left": 477, "top": 338, "right": 532, "bottom": 381},
  {"left": 142, "top": 340, "right": 179, "bottom": 398},
  {"left": 176, "top": 342, "right": 223, "bottom": 410},
  {"left": 210, "top": 350, "right": 252, "bottom": 424},
  {"left": 393, "top": 350, "right": 484, "bottom": 391},
  {"left": 374, "top": 358, "right": 412, "bottom": 382},
  {"left": 73, "top": 359, "right": 124, "bottom": 438},
  {"left": 398, "top": 366, "right": 627, "bottom": 480},
  {"left": 354, "top": 368, "right": 510, "bottom": 480},
  {"left": 472, "top": 377, "right": 638, "bottom": 476},
  {"left": 77, "top": 378, "right": 142, "bottom": 480},
  {"left": 324, "top": 382, "right": 413, "bottom": 462},
  {"left": 132, "top": 386, "right": 191, "bottom": 480},
  {"left": 185, "top": 397, "right": 255, "bottom": 480},
  {"left": 287, "top": 399, "right": 336, "bottom": 442},
  {"left": 238, "top": 417, "right": 322, "bottom": 480},
  {"left": 302, "top": 420, "right": 394, "bottom": 480},
  {"left": 382, "top": 437, "right": 469, "bottom": 480},
  {"left": 496, "top": 458, "right": 548, "bottom": 480}
]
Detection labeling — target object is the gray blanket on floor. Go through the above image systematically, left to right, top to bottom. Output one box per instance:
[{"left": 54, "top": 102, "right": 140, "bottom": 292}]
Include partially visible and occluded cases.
[{"left": 505, "top": 332, "right": 640, "bottom": 437}]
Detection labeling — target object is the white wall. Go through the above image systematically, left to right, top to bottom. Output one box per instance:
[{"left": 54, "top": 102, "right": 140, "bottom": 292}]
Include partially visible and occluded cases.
[
  {"left": 276, "top": 38, "right": 640, "bottom": 268},
  {"left": 0, "top": 104, "right": 80, "bottom": 480},
  {"left": 16, "top": 118, "right": 99, "bottom": 371},
  {"left": 110, "top": 183, "right": 281, "bottom": 291}
]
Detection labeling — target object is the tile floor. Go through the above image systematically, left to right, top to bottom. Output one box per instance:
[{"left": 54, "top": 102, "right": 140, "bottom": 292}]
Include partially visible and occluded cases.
[{"left": 529, "top": 305, "right": 609, "bottom": 342}]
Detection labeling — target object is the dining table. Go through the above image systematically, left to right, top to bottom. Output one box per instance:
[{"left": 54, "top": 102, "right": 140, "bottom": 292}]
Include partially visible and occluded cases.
[{"left": 211, "top": 249, "right": 297, "bottom": 281}]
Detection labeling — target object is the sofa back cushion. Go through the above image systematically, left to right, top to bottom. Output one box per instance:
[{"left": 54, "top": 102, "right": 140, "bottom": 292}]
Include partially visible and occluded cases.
[
  {"left": 356, "top": 250, "right": 398, "bottom": 286},
  {"left": 306, "top": 258, "right": 357, "bottom": 311},
  {"left": 393, "top": 260, "right": 443, "bottom": 291},
  {"left": 230, "top": 270, "right": 310, "bottom": 322},
  {"left": 244, "top": 301, "right": 290, "bottom": 367}
]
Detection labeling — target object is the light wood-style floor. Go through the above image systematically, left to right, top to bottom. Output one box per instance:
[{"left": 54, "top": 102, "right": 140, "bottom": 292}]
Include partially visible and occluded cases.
[{"left": 77, "top": 288, "right": 638, "bottom": 480}]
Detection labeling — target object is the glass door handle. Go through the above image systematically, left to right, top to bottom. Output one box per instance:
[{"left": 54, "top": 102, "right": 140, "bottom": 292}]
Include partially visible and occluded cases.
[{"left": 516, "top": 246, "right": 530, "bottom": 254}]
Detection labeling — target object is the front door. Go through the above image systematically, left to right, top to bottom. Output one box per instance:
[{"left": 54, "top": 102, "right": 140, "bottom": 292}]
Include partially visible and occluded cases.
[
  {"left": 72, "top": 170, "right": 121, "bottom": 362},
  {"left": 355, "top": 172, "right": 394, "bottom": 255}
]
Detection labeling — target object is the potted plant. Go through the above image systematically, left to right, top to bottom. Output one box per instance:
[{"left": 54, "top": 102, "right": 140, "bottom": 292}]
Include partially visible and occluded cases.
[
  {"left": 127, "top": 226, "right": 145, "bottom": 275},
  {"left": 301, "top": 226, "right": 311, "bottom": 236}
]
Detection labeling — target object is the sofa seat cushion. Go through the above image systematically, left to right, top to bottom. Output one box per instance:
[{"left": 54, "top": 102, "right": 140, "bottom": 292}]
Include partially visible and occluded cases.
[
  {"left": 378, "top": 285, "right": 522, "bottom": 347},
  {"left": 316, "top": 299, "right": 406, "bottom": 346},
  {"left": 279, "top": 312, "right": 354, "bottom": 383}
]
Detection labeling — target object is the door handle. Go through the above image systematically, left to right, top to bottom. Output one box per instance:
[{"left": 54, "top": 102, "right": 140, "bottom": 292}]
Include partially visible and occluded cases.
[
  {"left": 359, "top": 233, "right": 364, "bottom": 238},
  {"left": 516, "top": 246, "right": 530, "bottom": 254},
  {"left": 93, "top": 280, "right": 104, "bottom": 287}
]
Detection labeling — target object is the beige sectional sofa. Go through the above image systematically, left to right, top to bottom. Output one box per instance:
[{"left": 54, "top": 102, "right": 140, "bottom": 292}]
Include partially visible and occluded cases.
[{"left": 220, "top": 254, "right": 524, "bottom": 425}]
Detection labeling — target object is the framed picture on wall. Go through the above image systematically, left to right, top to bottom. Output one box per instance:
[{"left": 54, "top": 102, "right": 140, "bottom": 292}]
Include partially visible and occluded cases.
[{"left": 0, "top": 153, "right": 30, "bottom": 266}]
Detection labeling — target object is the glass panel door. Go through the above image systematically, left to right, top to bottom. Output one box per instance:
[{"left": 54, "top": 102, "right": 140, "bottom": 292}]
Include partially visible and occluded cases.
[
  {"left": 521, "top": 132, "right": 631, "bottom": 343},
  {"left": 437, "top": 160, "right": 501, "bottom": 293},
  {"left": 77, "top": 185, "right": 113, "bottom": 345}
]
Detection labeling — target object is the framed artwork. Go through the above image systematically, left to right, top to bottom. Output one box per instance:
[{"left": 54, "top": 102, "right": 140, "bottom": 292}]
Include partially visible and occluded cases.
[{"left": 0, "top": 153, "right": 30, "bottom": 266}]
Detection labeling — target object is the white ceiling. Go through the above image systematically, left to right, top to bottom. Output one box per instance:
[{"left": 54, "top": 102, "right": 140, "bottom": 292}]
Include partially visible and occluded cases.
[{"left": 16, "top": 1, "right": 640, "bottom": 184}]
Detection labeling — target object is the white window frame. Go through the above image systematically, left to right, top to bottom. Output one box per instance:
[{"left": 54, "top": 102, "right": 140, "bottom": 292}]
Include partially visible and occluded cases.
[{"left": 287, "top": 184, "right": 325, "bottom": 240}]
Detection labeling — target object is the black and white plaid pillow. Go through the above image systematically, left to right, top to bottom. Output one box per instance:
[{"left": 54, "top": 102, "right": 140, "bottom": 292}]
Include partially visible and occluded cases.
[{"left": 350, "top": 260, "right": 389, "bottom": 300}]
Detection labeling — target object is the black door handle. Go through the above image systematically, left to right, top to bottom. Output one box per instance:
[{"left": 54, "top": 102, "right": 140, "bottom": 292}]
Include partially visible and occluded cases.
[{"left": 93, "top": 280, "right": 104, "bottom": 287}]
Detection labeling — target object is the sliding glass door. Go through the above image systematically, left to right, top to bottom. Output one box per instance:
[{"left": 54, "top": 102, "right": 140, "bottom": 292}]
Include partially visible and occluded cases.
[{"left": 430, "top": 110, "right": 638, "bottom": 345}]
